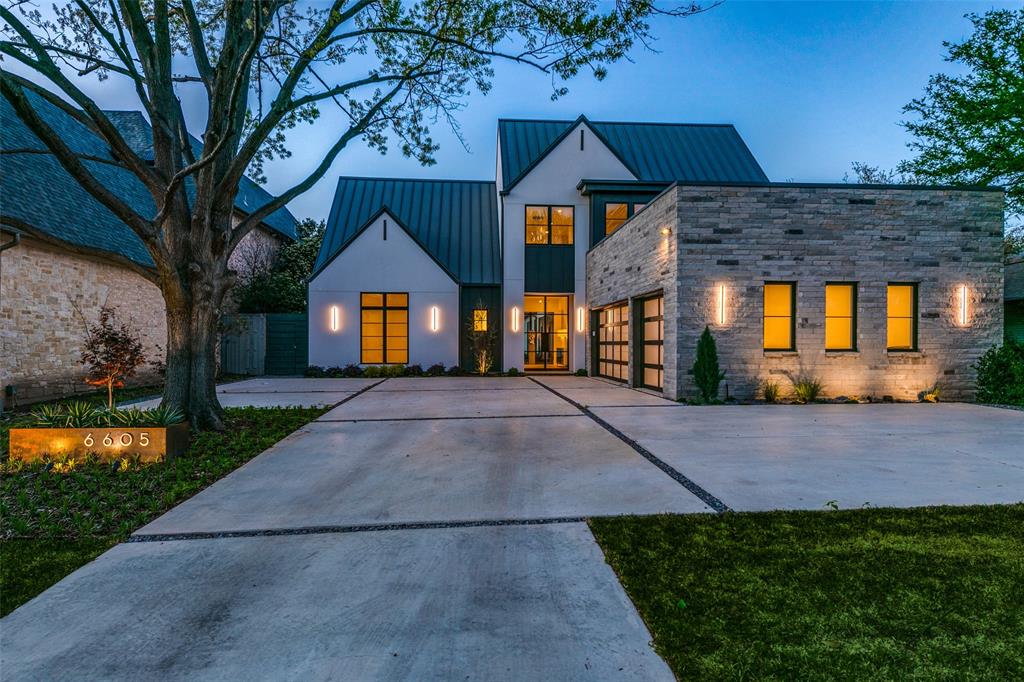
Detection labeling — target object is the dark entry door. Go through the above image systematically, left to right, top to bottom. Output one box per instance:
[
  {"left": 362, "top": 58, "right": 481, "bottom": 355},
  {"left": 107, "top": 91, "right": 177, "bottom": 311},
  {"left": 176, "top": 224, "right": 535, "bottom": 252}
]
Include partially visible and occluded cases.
[
  {"left": 524, "top": 295, "right": 569, "bottom": 370},
  {"left": 638, "top": 295, "right": 664, "bottom": 390},
  {"left": 595, "top": 302, "right": 629, "bottom": 382},
  {"left": 265, "top": 313, "right": 309, "bottom": 375}
]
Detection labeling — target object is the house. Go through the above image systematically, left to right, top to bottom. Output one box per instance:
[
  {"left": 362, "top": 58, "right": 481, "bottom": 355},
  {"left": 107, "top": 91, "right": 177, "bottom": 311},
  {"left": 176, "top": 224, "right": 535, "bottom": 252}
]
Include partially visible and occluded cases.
[
  {"left": 0, "top": 92, "right": 297, "bottom": 405},
  {"left": 310, "top": 115, "right": 1004, "bottom": 400},
  {"left": 1006, "top": 259, "right": 1024, "bottom": 342}
]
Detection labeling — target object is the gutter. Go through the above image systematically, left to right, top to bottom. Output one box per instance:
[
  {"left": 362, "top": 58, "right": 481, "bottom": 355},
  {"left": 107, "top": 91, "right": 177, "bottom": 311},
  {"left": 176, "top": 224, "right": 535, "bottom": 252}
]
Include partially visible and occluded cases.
[{"left": 0, "top": 230, "right": 21, "bottom": 252}]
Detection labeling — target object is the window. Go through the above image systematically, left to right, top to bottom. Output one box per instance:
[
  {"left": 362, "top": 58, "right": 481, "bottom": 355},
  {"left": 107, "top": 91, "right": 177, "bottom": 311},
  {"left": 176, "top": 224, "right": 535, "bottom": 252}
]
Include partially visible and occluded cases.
[
  {"left": 604, "top": 201, "right": 648, "bottom": 236},
  {"left": 526, "top": 205, "right": 573, "bottom": 245},
  {"left": 763, "top": 283, "right": 796, "bottom": 350},
  {"left": 825, "top": 283, "right": 857, "bottom": 351},
  {"left": 887, "top": 283, "right": 918, "bottom": 350},
  {"left": 361, "top": 292, "right": 408, "bottom": 364},
  {"left": 639, "top": 295, "right": 664, "bottom": 390},
  {"left": 472, "top": 308, "right": 488, "bottom": 332}
]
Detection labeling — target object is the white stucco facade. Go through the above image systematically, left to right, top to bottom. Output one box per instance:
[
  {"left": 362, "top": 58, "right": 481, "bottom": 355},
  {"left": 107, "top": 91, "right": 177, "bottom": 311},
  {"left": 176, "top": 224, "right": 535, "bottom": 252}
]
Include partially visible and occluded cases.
[
  {"left": 499, "top": 121, "right": 635, "bottom": 372},
  {"left": 308, "top": 212, "right": 459, "bottom": 368}
]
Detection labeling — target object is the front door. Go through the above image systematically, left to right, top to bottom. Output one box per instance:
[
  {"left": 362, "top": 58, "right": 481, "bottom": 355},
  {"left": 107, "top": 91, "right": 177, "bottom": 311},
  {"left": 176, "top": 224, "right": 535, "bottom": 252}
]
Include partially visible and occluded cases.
[{"left": 524, "top": 295, "right": 569, "bottom": 370}]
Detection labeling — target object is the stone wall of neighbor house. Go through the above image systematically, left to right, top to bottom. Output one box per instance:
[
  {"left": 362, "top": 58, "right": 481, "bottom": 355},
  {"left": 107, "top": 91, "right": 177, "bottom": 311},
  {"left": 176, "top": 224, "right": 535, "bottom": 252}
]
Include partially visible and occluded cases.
[
  {"left": 587, "top": 184, "right": 1004, "bottom": 401},
  {"left": 672, "top": 184, "right": 1004, "bottom": 401},
  {"left": 586, "top": 186, "right": 679, "bottom": 397},
  {"left": 0, "top": 235, "right": 166, "bottom": 405}
]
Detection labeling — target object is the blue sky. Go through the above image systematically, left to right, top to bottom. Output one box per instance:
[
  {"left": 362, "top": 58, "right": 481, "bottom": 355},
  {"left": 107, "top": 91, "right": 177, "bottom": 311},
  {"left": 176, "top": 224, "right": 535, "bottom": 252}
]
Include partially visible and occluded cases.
[{"left": 13, "top": 1, "right": 1017, "bottom": 221}]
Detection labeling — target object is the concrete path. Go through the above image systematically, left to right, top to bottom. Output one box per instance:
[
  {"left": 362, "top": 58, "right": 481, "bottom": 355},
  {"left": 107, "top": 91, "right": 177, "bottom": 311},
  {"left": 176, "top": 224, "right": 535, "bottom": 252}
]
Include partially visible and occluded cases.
[
  {"left": 6, "top": 375, "right": 1022, "bottom": 680},
  {"left": 126, "top": 377, "right": 377, "bottom": 409}
]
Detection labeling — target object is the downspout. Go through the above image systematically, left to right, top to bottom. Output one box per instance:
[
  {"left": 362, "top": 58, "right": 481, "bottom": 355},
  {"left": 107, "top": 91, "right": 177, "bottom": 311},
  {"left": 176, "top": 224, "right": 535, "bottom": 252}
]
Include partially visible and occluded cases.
[{"left": 0, "top": 230, "right": 22, "bottom": 417}]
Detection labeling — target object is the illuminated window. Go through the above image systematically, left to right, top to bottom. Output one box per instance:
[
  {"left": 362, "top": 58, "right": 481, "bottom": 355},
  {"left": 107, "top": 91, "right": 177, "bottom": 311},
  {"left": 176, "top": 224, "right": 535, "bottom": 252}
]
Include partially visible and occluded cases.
[
  {"left": 605, "top": 203, "right": 628, "bottom": 235},
  {"left": 525, "top": 205, "right": 573, "bottom": 245},
  {"left": 763, "top": 282, "right": 796, "bottom": 351},
  {"left": 825, "top": 283, "right": 857, "bottom": 351},
  {"left": 887, "top": 283, "right": 918, "bottom": 351},
  {"left": 361, "top": 292, "right": 408, "bottom": 364},
  {"left": 472, "top": 308, "right": 488, "bottom": 332}
]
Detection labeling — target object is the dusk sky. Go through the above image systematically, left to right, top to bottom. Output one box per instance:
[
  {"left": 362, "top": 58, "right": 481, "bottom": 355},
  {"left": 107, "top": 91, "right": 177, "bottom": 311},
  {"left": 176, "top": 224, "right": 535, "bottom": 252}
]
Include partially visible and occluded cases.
[{"left": 14, "top": 1, "right": 1018, "bottom": 221}]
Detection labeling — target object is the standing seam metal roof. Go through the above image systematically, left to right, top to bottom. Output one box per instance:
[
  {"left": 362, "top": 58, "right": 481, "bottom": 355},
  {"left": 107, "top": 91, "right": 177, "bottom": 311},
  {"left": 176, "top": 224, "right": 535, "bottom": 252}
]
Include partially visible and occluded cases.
[
  {"left": 497, "top": 116, "right": 768, "bottom": 190},
  {"left": 315, "top": 177, "right": 500, "bottom": 285}
]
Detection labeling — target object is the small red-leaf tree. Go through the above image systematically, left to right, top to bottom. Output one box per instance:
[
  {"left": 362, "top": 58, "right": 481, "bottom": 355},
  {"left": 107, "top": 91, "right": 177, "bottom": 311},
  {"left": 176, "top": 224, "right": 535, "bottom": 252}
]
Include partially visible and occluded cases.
[{"left": 80, "top": 305, "right": 147, "bottom": 410}]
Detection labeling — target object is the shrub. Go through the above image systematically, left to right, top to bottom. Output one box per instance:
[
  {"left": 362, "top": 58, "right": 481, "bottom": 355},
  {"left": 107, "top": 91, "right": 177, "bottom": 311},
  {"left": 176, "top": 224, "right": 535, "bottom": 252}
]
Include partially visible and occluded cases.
[
  {"left": 691, "top": 326, "right": 725, "bottom": 403},
  {"left": 974, "top": 340, "right": 1024, "bottom": 405},
  {"left": 426, "top": 363, "right": 446, "bottom": 377},
  {"left": 340, "top": 364, "right": 363, "bottom": 378},
  {"left": 384, "top": 364, "right": 406, "bottom": 378},
  {"left": 404, "top": 364, "right": 424, "bottom": 377},
  {"left": 305, "top": 365, "right": 326, "bottom": 378},
  {"left": 362, "top": 365, "right": 383, "bottom": 378},
  {"left": 446, "top": 365, "right": 468, "bottom": 376},
  {"left": 506, "top": 367, "right": 521, "bottom": 377},
  {"left": 574, "top": 368, "right": 588, "bottom": 377},
  {"left": 792, "top": 376, "right": 825, "bottom": 404},
  {"left": 761, "top": 380, "right": 781, "bottom": 404},
  {"left": 919, "top": 384, "right": 941, "bottom": 403},
  {"left": 29, "top": 403, "right": 184, "bottom": 428}
]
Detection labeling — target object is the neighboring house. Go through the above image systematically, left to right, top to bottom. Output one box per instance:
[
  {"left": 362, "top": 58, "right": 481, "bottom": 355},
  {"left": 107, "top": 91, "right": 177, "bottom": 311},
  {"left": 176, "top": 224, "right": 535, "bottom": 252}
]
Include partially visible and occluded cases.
[
  {"left": 1, "top": 92, "right": 297, "bottom": 405},
  {"left": 309, "top": 114, "right": 1005, "bottom": 400},
  {"left": 1006, "top": 259, "right": 1024, "bottom": 342}
]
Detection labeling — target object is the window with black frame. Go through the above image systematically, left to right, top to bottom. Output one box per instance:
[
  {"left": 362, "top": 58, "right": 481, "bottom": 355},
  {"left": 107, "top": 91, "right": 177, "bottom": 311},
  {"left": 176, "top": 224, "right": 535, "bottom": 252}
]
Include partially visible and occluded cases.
[
  {"left": 525, "top": 206, "right": 573, "bottom": 245},
  {"left": 361, "top": 292, "right": 408, "bottom": 364}
]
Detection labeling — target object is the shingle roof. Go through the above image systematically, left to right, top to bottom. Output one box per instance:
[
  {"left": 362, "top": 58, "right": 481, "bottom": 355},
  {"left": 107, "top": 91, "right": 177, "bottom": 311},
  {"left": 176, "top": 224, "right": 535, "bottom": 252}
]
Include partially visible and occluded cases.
[
  {"left": 1, "top": 92, "right": 297, "bottom": 269},
  {"left": 497, "top": 115, "right": 768, "bottom": 191},
  {"left": 315, "top": 177, "right": 500, "bottom": 285}
]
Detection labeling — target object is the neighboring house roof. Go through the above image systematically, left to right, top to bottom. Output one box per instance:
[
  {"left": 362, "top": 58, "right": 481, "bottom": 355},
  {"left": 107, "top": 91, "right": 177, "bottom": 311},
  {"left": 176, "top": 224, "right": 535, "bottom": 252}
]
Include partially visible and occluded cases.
[
  {"left": 1, "top": 91, "right": 297, "bottom": 269},
  {"left": 497, "top": 115, "right": 768, "bottom": 192},
  {"left": 315, "top": 177, "right": 500, "bottom": 285},
  {"left": 1006, "top": 260, "right": 1024, "bottom": 302}
]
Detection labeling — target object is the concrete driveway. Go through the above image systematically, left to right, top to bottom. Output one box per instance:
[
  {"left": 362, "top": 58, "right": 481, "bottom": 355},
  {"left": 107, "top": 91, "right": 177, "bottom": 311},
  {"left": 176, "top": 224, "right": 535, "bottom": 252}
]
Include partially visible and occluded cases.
[{"left": 4, "top": 376, "right": 1022, "bottom": 680}]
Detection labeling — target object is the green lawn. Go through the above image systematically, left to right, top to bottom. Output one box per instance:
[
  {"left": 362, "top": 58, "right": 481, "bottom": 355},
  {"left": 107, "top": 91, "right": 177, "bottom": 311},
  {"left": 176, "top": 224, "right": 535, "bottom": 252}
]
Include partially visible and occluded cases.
[
  {"left": 1, "top": 405, "right": 326, "bottom": 616},
  {"left": 591, "top": 505, "right": 1024, "bottom": 681}
]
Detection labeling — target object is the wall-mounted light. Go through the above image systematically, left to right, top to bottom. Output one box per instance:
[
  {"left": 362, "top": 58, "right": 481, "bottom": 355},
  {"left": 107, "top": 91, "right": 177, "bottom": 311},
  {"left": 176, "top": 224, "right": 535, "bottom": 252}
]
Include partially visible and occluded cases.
[
  {"left": 660, "top": 226, "right": 672, "bottom": 237},
  {"left": 717, "top": 284, "right": 727, "bottom": 326},
  {"left": 959, "top": 284, "right": 969, "bottom": 327},
  {"left": 329, "top": 305, "right": 341, "bottom": 332},
  {"left": 430, "top": 305, "right": 440, "bottom": 332},
  {"left": 511, "top": 306, "right": 520, "bottom": 333},
  {"left": 576, "top": 306, "right": 586, "bottom": 333}
]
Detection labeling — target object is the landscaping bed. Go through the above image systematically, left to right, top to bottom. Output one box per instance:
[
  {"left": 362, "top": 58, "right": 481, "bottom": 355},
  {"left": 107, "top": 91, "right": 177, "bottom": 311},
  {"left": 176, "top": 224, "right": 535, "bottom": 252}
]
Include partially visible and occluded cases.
[
  {"left": 1, "top": 405, "right": 326, "bottom": 616},
  {"left": 591, "top": 505, "right": 1024, "bottom": 680}
]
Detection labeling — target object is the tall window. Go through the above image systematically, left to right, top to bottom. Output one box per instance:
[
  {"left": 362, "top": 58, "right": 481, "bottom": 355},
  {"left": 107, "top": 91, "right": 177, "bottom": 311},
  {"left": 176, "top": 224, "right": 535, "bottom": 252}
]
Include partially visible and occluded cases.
[
  {"left": 604, "top": 201, "right": 648, "bottom": 235},
  {"left": 526, "top": 206, "right": 573, "bottom": 245},
  {"left": 763, "top": 282, "right": 796, "bottom": 351},
  {"left": 825, "top": 283, "right": 857, "bottom": 351},
  {"left": 887, "top": 283, "right": 918, "bottom": 351},
  {"left": 361, "top": 292, "right": 408, "bottom": 364},
  {"left": 472, "top": 309, "right": 488, "bottom": 332}
]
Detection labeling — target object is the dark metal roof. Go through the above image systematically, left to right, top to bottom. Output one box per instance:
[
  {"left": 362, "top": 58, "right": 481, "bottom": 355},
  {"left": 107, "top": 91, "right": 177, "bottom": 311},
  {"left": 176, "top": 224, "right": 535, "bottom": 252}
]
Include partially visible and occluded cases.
[
  {"left": 1, "top": 92, "right": 297, "bottom": 269},
  {"left": 498, "top": 115, "right": 768, "bottom": 191},
  {"left": 315, "top": 177, "right": 500, "bottom": 285},
  {"left": 1006, "top": 260, "right": 1024, "bottom": 302}
]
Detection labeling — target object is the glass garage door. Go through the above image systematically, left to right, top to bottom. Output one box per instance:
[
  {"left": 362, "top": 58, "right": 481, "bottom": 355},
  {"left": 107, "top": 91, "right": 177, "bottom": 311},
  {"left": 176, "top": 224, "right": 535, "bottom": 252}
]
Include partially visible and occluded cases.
[
  {"left": 639, "top": 295, "right": 664, "bottom": 390},
  {"left": 596, "top": 302, "right": 629, "bottom": 382}
]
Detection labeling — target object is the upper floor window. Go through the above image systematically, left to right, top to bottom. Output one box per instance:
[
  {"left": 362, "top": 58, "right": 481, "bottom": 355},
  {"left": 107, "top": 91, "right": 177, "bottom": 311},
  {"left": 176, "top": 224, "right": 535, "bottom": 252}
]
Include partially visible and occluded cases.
[
  {"left": 604, "top": 201, "right": 647, "bottom": 236},
  {"left": 526, "top": 205, "right": 573, "bottom": 245},
  {"left": 763, "top": 282, "right": 796, "bottom": 351},
  {"left": 825, "top": 283, "right": 857, "bottom": 351},
  {"left": 887, "top": 283, "right": 918, "bottom": 351}
]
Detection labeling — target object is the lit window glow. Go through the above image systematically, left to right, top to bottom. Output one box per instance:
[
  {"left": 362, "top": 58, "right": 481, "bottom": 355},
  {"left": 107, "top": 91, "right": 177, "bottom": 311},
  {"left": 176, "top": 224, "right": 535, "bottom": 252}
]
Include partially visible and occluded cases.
[
  {"left": 763, "top": 283, "right": 795, "bottom": 350},
  {"left": 825, "top": 283, "right": 856, "bottom": 350},
  {"left": 887, "top": 284, "right": 917, "bottom": 350},
  {"left": 473, "top": 309, "right": 488, "bottom": 331}
]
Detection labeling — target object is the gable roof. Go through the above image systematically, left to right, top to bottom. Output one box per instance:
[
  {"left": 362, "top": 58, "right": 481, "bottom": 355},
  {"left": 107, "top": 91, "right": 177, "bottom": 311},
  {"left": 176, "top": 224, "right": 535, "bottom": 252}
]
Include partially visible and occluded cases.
[
  {"left": 1, "top": 91, "right": 297, "bottom": 269},
  {"left": 497, "top": 115, "right": 768, "bottom": 192},
  {"left": 314, "top": 177, "right": 500, "bottom": 285}
]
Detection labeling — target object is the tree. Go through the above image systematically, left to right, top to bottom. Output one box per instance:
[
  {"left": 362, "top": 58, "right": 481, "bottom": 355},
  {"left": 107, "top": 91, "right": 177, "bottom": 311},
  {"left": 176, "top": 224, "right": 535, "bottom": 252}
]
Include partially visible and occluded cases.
[
  {"left": 0, "top": 1, "right": 706, "bottom": 428},
  {"left": 898, "top": 9, "right": 1023, "bottom": 221},
  {"left": 843, "top": 161, "right": 920, "bottom": 185},
  {"left": 234, "top": 218, "right": 324, "bottom": 313},
  {"left": 465, "top": 302, "right": 498, "bottom": 375},
  {"left": 80, "top": 305, "right": 147, "bottom": 410},
  {"left": 691, "top": 326, "right": 724, "bottom": 403}
]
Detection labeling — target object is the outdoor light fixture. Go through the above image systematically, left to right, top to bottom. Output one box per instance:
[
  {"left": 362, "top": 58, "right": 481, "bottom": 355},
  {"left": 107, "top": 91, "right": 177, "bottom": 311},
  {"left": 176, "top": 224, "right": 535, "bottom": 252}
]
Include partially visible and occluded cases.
[
  {"left": 660, "top": 226, "right": 671, "bottom": 236},
  {"left": 717, "top": 284, "right": 726, "bottom": 326},
  {"left": 959, "top": 285, "right": 969, "bottom": 327},
  {"left": 329, "top": 305, "right": 340, "bottom": 332},
  {"left": 430, "top": 306, "right": 440, "bottom": 332},
  {"left": 512, "top": 306, "right": 520, "bottom": 333},
  {"left": 576, "top": 306, "right": 586, "bottom": 332}
]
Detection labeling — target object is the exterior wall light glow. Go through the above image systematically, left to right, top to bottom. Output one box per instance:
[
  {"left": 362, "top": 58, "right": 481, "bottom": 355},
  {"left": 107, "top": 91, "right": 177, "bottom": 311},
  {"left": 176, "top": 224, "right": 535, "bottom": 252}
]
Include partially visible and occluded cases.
[
  {"left": 660, "top": 226, "right": 671, "bottom": 236},
  {"left": 717, "top": 284, "right": 726, "bottom": 326},
  {"left": 959, "top": 285, "right": 969, "bottom": 327},
  {"left": 329, "top": 305, "right": 341, "bottom": 332},
  {"left": 430, "top": 305, "right": 440, "bottom": 332},
  {"left": 511, "top": 306, "right": 520, "bottom": 333},
  {"left": 576, "top": 306, "right": 586, "bottom": 332}
]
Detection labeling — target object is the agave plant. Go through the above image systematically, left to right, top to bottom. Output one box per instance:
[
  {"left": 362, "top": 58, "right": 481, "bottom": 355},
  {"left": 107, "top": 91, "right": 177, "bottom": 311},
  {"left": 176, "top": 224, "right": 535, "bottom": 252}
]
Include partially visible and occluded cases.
[
  {"left": 63, "top": 401, "right": 104, "bottom": 427},
  {"left": 29, "top": 404, "right": 65, "bottom": 427},
  {"left": 142, "top": 405, "right": 186, "bottom": 426},
  {"left": 110, "top": 408, "right": 148, "bottom": 427}
]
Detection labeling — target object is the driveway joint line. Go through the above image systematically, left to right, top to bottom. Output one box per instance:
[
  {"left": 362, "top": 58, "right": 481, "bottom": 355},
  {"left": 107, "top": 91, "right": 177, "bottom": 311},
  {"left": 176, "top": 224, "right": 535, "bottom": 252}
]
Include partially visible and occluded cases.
[
  {"left": 528, "top": 377, "right": 732, "bottom": 514},
  {"left": 323, "top": 378, "right": 387, "bottom": 409},
  {"left": 315, "top": 413, "right": 584, "bottom": 423},
  {"left": 129, "top": 516, "right": 588, "bottom": 542}
]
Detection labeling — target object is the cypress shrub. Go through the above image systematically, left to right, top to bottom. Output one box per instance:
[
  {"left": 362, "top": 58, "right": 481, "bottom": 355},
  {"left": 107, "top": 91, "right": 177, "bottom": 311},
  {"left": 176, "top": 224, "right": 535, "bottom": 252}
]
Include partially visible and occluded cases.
[{"left": 692, "top": 326, "right": 726, "bottom": 403}]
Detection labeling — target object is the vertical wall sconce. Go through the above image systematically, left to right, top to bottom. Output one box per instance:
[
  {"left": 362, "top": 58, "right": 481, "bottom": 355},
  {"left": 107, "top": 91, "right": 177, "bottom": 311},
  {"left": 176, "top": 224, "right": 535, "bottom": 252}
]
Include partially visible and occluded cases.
[
  {"left": 717, "top": 284, "right": 727, "bottom": 326},
  {"left": 959, "top": 284, "right": 969, "bottom": 327},
  {"left": 329, "top": 305, "right": 341, "bottom": 332},
  {"left": 430, "top": 306, "right": 440, "bottom": 332},
  {"left": 511, "top": 306, "right": 520, "bottom": 333},
  {"left": 576, "top": 306, "right": 586, "bottom": 333}
]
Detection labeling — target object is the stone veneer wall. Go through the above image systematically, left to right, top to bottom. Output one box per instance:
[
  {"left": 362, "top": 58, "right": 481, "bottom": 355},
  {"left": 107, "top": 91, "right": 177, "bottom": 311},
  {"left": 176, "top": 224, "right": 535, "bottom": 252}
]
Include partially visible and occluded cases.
[
  {"left": 587, "top": 184, "right": 1004, "bottom": 401},
  {"left": 585, "top": 186, "right": 680, "bottom": 397},
  {"left": 1, "top": 236, "right": 166, "bottom": 405}
]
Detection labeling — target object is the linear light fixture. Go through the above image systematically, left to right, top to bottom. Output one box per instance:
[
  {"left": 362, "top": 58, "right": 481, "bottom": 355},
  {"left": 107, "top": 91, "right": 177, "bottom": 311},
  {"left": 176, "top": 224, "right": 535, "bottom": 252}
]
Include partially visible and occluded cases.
[
  {"left": 717, "top": 284, "right": 726, "bottom": 326},
  {"left": 959, "top": 285, "right": 968, "bottom": 327},
  {"left": 329, "top": 305, "right": 340, "bottom": 332},
  {"left": 431, "top": 306, "right": 440, "bottom": 332},
  {"left": 512, "top": 306, "right": 520, "bottom": 333},
  {"left": 576, "top": 306, "right": 586, "bottom": 333}
]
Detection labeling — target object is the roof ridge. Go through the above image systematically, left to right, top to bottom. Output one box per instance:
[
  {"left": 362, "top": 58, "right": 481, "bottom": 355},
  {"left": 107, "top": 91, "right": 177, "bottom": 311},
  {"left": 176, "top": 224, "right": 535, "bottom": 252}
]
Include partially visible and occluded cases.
[
  {"left": 497, "top": 117, "right": 737, "bottom": 128},
  {"left": 335, "top": 175, "right": 494, "bottom": 184}
]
